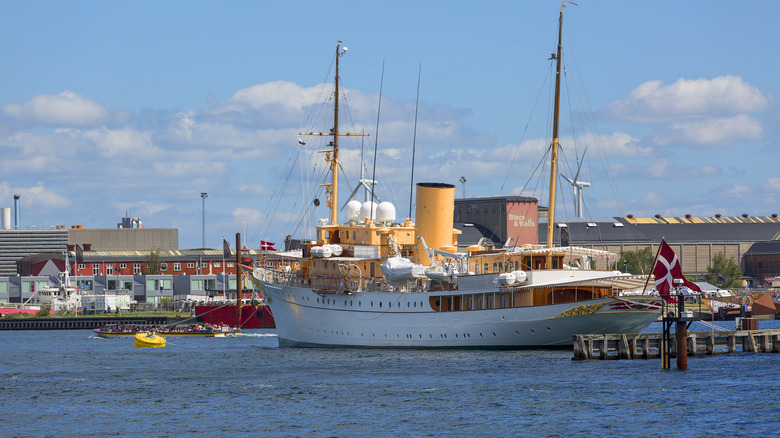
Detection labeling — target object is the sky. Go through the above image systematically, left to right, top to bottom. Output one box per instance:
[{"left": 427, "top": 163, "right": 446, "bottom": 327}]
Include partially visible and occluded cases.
[{"left": 1, "top": 1, "right": 778, "bottom": 250}]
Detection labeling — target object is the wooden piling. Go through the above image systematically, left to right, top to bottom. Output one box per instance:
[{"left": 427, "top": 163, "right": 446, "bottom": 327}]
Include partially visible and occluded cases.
[{"left": 572, "top": 329, "right": 780, "bottom": 360}]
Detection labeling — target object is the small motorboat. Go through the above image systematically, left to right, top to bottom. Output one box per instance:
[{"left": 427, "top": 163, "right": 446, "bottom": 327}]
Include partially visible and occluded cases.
[{"left": 133, "top": 332, "right": 166, "bottom": 348}]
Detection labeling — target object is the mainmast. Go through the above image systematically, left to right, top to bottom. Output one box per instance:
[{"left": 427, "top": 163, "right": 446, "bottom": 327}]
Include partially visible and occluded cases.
[
  {"left": 546, "top": 8, "right": 564, "bottom": 265},
  {"left": 330, "top": 41, "right": 342, "bottom": 226}
]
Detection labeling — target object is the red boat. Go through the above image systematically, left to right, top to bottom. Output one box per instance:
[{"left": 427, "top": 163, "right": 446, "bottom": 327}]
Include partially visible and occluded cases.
[{"left": 195, "top": 302, "right": 275, "bottom": 329}]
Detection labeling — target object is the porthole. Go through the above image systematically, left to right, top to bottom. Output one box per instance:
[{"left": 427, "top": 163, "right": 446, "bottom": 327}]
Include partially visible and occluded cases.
[{"left": 546, "top": 327, "right": 551, "bottom": 331}]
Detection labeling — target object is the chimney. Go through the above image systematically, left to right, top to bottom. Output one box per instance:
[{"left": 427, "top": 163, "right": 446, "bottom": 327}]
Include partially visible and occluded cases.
[{"left": 13, "top": 194, "right": 19, "bottom": 229}]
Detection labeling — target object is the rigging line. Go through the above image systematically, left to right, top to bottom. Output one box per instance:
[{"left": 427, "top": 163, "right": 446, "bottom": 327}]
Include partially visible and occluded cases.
[
  {"left": 423, "top": 19, "right": 557, "bottom": 85},
  {"left": 563, "top": 24, "right": 635, "bottom": 243},
  {"left": 301, "top": 56, "right": 337, "bottom": 135},
  {"left": 370, "top": 60, "right": 385, "bottom": 210},
  {"left": 409, "top": 63, "right": 421, "bottom": 219},
  {"left": 500, "top": 63, "right": 554, "bottom": 195},
  {"left": 255, "top": 148, "right": 301, "bottom": 240}
]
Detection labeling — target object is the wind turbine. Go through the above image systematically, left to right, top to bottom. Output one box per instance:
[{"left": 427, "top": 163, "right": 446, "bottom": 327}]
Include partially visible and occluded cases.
[{"left": 561, "top": 146, "right": 590, "bottom": 218}]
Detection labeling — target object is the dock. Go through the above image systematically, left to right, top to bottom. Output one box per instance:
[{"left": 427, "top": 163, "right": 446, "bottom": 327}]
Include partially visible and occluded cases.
[{"left": 572, "top": 329, "right": 780, "bottom": 360}]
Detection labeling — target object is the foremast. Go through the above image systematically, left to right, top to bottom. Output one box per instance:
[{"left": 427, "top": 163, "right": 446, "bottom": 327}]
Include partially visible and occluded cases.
[
  {"left": 546, "top": 8, "right": 564, "bottom": 267},
  {"left": 300, "top": 41, "right": 368, "bottom": 226}
]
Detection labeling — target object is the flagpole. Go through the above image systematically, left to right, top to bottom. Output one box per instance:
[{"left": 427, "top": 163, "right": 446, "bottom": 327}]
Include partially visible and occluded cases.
[
  {"left": 222, "top": 236, "right": 226, "bottom": 299},
  {"left": 641, "top": 238, "right": 665, "bottom": 294}
]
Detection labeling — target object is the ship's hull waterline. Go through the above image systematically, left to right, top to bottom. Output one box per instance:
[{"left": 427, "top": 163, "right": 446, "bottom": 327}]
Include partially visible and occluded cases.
[{"left": 260, "top": 281, "right": 660, "bottom": 348}]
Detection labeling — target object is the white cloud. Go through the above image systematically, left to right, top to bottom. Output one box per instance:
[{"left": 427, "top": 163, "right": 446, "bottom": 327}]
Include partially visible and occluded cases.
[
  {"left": 605, "top": 76, "right": 772, "bottom": 124},
  {"left": 1, "top": 90, "right": 112, "bottom": 127},
  {"left": 653, "top": 114, "right": 763, "bottom": 148},
  {"left": 83, "top": 127, "right": 161, "bottom": 158},
  {"left": 763, "top": 177, "right": 780, "bottom": 193},
  {"left": 0, "top": 182, "right": 70, "bottom": 209},
  {"left": 237, "top": 183, "right": 271, "bottom": 197},
  {"left": 231, "top": 208, "right": 267, "bottom": 230}
]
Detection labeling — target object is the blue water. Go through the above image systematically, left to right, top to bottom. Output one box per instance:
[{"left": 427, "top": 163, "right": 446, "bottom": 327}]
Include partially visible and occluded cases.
[{"left": 2, "top": 320, "right": 779, "bottom": 437}]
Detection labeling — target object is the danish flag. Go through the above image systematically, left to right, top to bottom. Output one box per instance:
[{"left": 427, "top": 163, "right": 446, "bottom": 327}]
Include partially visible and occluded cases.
[{"left": 652, "top": 240, "right": 701, "bottom": 301}]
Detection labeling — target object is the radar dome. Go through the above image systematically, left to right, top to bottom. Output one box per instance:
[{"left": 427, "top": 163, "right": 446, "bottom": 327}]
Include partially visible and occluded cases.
[
  {"left": 345, "top": 200, "right": 362, "bottom": 221},
  {"left": 360, "top": 201, "right": 378, "bottom": 221},
  {"left": 376, "top": 202, "right": 396, "bottom": 224}
]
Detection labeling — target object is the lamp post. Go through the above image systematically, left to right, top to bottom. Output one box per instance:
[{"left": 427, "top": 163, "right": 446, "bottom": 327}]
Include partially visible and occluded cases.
[{"left": 201, "top": 192, "right": 208, "bottom": 248}]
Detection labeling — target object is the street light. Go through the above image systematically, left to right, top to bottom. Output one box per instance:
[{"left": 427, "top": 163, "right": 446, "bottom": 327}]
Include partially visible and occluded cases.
[{"left": 201, "top": 192, "right": 208, "bottom": 248}]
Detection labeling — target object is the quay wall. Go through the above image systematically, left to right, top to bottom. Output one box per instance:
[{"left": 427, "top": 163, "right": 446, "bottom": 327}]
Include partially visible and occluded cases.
[{"left": 0, "top": 316, "right": 189, "bottom": 331}]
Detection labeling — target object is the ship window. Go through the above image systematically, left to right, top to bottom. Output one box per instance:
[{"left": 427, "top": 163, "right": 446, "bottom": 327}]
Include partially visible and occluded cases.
[
  {"left": 353, "top": 231, "right": 356, "bottom": 240},
  {"left": 493, "top": 262, "right": 497, "bottom": 272},
  {"left": 161, "top": 263, "right": 168, "bottom": 271},
  {"left": 174, "top": 263, "right": 181, "bottom": 271},
  {"left": 484, "top": 263, "right": 488, "bottom": 273},
  {"left": 93, "top": 264, "right": 100, "bottom": 275},
  {"left": 475, "top": 264, "right": 479, "bottom": 274},
  {"left": 486, "top": 295, "right": 493, "bottom": 309},
  {"left": 500, "top": 295, "right": 506, "bottom": 308},
  {"left": 476, "top": 296, "right": 482, "bottom": 309},
  {"left": 467, "top": 297, "right": 473, "bottom": 310}
]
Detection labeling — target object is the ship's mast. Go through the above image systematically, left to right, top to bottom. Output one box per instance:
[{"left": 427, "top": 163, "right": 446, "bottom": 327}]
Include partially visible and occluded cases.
[
  {"left": 546, "top": 8, "right": 564, "bottom": 266},
  {"left": 330, "top": 41, "right": 342, "bottom": 225},
  {"left": 301, "top": 42, "right": 367, "bottom": 227}
]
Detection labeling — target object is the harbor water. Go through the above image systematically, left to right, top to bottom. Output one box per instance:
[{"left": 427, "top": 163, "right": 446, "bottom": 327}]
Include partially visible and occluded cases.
[{"left": 2, "top": 320, "right": 779, "bottom": 437}]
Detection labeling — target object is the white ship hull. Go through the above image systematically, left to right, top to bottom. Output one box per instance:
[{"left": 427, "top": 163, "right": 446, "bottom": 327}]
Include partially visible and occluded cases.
[{"left": 260, "top": 280, "right": 660, "bottom": 348}]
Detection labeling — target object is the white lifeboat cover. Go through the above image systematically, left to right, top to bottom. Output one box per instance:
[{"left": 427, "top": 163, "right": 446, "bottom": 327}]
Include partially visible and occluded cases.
[
  {"left": 323, "top": 244, "right": 343, "bottom": 256},
  {"left": 381, "top": 257, "right": 426, "bottom": 282},
  {"left": 511, "top": 270, "right": 528, "bottom": 283},
  {"left": 498, "top": 272, "right": 517, "bottom": 286}
]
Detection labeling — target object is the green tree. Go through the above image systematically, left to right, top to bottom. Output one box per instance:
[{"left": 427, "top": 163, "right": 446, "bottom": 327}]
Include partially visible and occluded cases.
[
  {"left": 615, "top": 247, "right": 655, "bottom": 274},
  {"left": 142, "top": 249, "right": 162, "bottom": 275},
  {"left": 705, "top": 252, "right": 742, "bottom": 290}
]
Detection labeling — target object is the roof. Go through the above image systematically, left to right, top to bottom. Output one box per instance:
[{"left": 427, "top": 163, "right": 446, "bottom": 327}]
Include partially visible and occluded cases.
[
  {"left": 455, "top": 195, "right": 538, "bottom": 204},
  {"left": 539, "top": 217, "right": 780, "bottom": 245},
  {"left": 455, "top": 222, "right": 502, "bottom": 246},
  {"left": 743, "top": 240, "right": 780, "bottom": 256}
]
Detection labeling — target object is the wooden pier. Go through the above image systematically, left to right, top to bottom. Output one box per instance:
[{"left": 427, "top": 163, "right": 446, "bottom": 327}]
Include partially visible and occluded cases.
[{"left": 572, "top": 329, "right": 780, "bottom": 360}]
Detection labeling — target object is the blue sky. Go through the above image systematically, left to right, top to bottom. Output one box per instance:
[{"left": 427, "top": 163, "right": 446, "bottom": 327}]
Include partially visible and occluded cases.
[{"left": 1, "top": 1, "right": 778, "bottom": 249}]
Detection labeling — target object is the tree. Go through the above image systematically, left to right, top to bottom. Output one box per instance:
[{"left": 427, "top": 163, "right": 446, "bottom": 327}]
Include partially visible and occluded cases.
[
  {"left": 615, "top": 247, "right": 656, "bottom": 275},
  {"left": 142, "top": 249, "right": 162, "bottom": 275},
  {"left": 705, "top": 252, "right": 742, "bottom": 290}
]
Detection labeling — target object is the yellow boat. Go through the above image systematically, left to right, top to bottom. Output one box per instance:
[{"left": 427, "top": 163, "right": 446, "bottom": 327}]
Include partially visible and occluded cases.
[{"left": 133, "top": 332, "right": 166, "bottom": 348}]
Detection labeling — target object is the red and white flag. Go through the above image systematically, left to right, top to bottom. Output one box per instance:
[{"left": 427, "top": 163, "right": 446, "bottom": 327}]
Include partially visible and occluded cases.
[{"left": 652, "top": 240, "right": 701, "bottom": 301}]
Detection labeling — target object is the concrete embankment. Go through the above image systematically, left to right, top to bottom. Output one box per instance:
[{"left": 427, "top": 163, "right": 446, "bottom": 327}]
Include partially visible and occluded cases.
[{"left": 0, "top": 316, "right": 190, "bottom": 331}]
